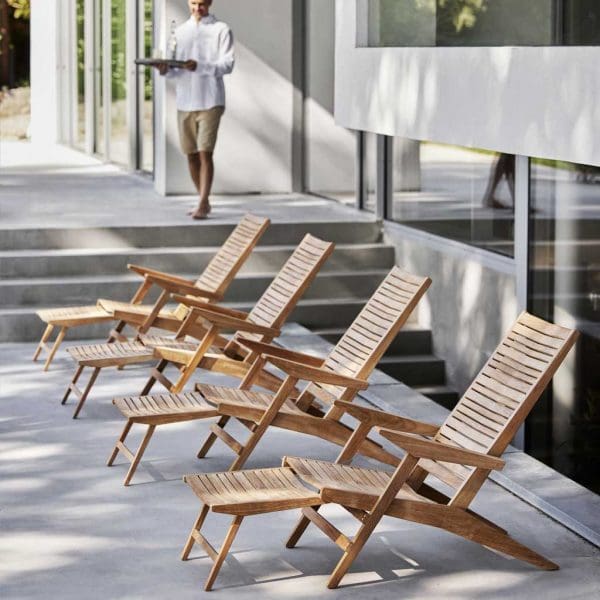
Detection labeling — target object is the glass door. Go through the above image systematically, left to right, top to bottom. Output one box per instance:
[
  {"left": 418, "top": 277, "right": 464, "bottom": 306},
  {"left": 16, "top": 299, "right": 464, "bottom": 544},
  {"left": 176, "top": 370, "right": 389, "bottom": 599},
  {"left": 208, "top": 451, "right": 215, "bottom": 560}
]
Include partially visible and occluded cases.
[
  {"left": 69, "top": 0, "right": 153, "bottom": 173},
  {"left": 74, "top": 0, "right": 86, "bottom": 150},
  {"left": 94, "top": 0, "right": 105, "bottom": 157},
  {"left": 109, "top": 0, "right": 128, "bottom": 166},
  {"left": 139, "top": 0, "right": 154, "bottom": 173}
]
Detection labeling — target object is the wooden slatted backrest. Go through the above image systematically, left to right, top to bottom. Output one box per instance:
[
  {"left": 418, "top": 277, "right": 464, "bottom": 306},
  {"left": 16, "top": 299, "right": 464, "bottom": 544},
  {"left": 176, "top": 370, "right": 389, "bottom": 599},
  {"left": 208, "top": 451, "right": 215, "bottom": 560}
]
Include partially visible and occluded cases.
[
  {"left": 195, "top": 214, "right": 270, "bottom": 295},
  {"left": 172, "top": 215, "right": 270, "bottom": 319},
  {"left": 235, "top": 234, "right": 334, "bottom": 341},
  {"left": 300, "top": 267, "right": 431, "bottom": 405},
  {"left": 412, "top": 312, "right": 578, "bottom": 506}
]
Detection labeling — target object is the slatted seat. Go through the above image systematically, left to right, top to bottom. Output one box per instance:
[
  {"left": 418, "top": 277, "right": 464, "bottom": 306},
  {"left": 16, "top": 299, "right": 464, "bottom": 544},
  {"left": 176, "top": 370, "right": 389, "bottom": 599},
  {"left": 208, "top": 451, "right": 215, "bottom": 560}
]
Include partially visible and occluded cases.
[
  {"left": 34, "top": 214, "right": 269, "bottom": 370},
  {"left": 105, "top": 235, "right": 335, "bottom": 485},
  {"left": 193, "top": 266, "right": 432, "bottom": 472},
  {"left": 96, "top": 299, "right": 181, "bottom": 318},
  {"left": 37, "top": 305, "right": 115, "bottom": 326},
  {"left": 179, "top": 312, "right": 578, "bottom": 591},
  {"left": 66, "top": 337, "right": 197, "bottom": 368},
  {"left": 198, "top": 384, "right": 306, "bottom": 417},
  {"left": 114, "top": 391, "right": 218, "bottom": 422},
  {"left": 114, "top": 391, "right": 218, "bottom": 421},
  {"left": 283, "top": 457, "right": 431, "bottom": 504},
  {"left": 184, "top": 468, "right": 321, "bottom": 516}
]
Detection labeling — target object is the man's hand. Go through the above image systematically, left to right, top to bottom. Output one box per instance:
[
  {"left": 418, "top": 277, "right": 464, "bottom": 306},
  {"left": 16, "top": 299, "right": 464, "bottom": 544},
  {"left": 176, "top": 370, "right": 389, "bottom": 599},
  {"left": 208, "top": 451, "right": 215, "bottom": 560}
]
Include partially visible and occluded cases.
[{"left": 183, "top": 60, "right": 197, "bottom": 71}]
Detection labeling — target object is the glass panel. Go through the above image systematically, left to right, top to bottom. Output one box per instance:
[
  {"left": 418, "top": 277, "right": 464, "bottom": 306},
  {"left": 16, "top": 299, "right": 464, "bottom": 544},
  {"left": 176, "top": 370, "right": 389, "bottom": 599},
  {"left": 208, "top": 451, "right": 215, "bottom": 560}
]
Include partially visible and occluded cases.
[
  {"left": 74, "top": 0, "right": 86, "bottom": 150},
  {"left": 94, "top": 0, "right": 104, "bottom": 156},
  {"left": 110, "top": 0, "right": 128, "bottom": 165},
  {"left": 142, "top": 0, "right": 154, "bottom": 173},
  {"left": 365, "top": 0, "right": 600, "bottom": 47},
  {"left": 364, "top": 132, "right": 377, "bottom": 212},
  {"left": 391, "top": 139, "right": 515, "bottom": 257},
  {"left": 528, "top": 159, "right": 600, "bottom": 493}
]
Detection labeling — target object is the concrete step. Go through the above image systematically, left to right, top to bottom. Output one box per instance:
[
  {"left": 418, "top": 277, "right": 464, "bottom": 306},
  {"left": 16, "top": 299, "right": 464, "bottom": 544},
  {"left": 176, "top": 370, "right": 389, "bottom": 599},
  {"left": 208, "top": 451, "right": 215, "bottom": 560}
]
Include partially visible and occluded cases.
[
  {"left": 0, "top": 221, "right": 382, "bottom": 251},
  {"left": 0, "top": 243, "right": 395, "bottom": 279},
  {"left": 0, "top": 270, "right": 389, "bottom": 307},
  {"left": 0, "top": 297, "right": 367, "bottom": 343},
  {"left": 312, "top": 325, "right": 432, "bottom": 355},
  {"left": 377, "top": 355, "right": 447, "bottom": 387},
  {"left": 413, "top": 385, "right": 459, "bottom": 409}
]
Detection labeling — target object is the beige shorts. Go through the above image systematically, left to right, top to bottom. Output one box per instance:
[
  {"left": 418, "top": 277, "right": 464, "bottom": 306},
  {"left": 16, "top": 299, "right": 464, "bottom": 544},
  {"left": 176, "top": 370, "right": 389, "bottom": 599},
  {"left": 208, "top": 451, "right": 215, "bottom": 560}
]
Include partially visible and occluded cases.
[{"left": 177, "top": 106, "right": 224, "bottom": 154}]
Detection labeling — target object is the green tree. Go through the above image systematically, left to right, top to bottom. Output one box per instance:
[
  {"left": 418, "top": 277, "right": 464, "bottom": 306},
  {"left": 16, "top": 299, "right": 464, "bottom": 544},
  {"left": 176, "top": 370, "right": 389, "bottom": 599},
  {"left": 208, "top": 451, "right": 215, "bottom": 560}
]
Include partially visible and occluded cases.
[{"left": 6, "top": 0, "right": 29, "bottom": 20}]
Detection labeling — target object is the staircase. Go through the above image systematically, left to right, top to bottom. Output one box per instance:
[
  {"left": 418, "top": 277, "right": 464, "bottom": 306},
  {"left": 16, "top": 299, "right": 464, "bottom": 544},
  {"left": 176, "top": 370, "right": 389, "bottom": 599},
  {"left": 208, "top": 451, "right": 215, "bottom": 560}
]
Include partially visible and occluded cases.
[{"left": 0, "top": 219, "right": 457, "bottom": 406}]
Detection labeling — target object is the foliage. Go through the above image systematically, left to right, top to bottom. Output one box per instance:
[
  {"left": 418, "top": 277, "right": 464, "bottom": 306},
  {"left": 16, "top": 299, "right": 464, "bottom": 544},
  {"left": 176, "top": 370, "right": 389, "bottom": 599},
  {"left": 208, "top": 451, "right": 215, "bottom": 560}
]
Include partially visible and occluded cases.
[
  {"left": 6, "top": 0, "right": 30, "bottom": 20},
  {"left": 75, "top": 0, "right": 153, "bottom": 102},
  {"left": 378, "top": 0, "right": 488, "bottom": 46},
  {"left": 438, "top": 0, "right": 487, "bottom": 33}
]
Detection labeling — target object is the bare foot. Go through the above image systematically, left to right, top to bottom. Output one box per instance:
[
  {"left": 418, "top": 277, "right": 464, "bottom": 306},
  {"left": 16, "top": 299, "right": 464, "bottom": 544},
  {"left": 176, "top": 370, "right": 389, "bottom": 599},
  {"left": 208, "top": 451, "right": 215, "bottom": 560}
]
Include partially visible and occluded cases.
[
  {"left": 491, "top": 198, "right": 510, "bottom": 209},
  {"left": 188, "top": 202, "right": 211, "bottom": 218}
]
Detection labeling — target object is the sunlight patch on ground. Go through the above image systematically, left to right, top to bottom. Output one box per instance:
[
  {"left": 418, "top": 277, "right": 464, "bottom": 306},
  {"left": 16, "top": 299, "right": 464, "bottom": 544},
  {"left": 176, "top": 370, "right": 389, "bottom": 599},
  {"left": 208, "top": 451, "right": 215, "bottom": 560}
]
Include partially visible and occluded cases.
[
  {"left": 0, "top": 442, "right": 69, "bottom": 462},
  {"left": 0, "top": 533, "right": 113, "bottom": 579}
]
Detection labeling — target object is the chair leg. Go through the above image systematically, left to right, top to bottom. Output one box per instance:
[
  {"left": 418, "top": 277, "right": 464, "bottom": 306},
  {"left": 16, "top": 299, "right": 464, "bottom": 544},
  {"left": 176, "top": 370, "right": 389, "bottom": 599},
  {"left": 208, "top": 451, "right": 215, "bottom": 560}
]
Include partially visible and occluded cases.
[
  {"left": 33, "top": 324, "right": 54, "bottom": 361},
  {"left": 43, "top": 326, "right": 67, "bottom": 371},
  {"left": 140, "top": 359, "right": 168, "bottom": 396},
  {"left": 62, "top": 365, "right": 84, "bottom": 404},
  {"left": 72, "top": 367, "right": 102, "bottom": 419},
  {"left": 197, "top": 416, "right": 230, "bottom": 458},
  {"left": 107, "top": 420, "right": 134, "bottom": 466},
  {"left": 228, "top": 423, "right": 268, "bottom": 471},
  {"left": 123, "top": 424, "right": 156, "bottom": 486},
  {"left": 181, "top": 504, "right": 210, "bottom": 561},
  {"left": 286, "top": 509, "right": 317, "bottom": 549},
  {"left": 449, "top": 512, "right": 559, "bottom": 571},
  {"left": 205, "top": 515, "right": 244, "bottom": 592},
  {"left": 327, "top": 518, "right": 375, "bottom": 589}
]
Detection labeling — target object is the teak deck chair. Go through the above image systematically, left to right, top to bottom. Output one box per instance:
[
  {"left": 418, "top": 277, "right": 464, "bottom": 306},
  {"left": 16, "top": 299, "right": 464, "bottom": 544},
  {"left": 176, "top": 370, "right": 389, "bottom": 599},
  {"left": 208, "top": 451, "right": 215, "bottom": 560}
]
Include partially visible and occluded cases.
[
  {"left": 33, "top": 214, "right": 269, "bottom": 370},
  {"left": 63, "top": 233, "right": 332, "bottom": 427},
  {"left": 106, "top": 266, "right": 430, "bottom": 485},
  {"left": 194, "top": 266, "right": 431, "bottom": 469},
  {"left": 180, "top": 312, "right": 577, "bottom": 591}
]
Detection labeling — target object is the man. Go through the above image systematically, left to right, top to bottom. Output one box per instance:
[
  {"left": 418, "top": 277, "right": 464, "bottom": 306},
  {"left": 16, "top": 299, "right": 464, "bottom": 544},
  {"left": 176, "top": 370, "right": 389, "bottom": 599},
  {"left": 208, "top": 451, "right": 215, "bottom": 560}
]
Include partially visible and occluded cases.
[{"left": 157, "top": 0, "right": 234, "bottom": 219}]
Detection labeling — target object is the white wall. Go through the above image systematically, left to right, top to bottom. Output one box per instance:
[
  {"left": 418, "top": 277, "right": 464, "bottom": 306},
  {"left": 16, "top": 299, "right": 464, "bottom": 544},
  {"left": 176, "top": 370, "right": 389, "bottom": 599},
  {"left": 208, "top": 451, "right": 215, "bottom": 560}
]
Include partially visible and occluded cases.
[
  {"left": 155, "top": 0, "right": 296, "bottom": 195},
  {"left": 305, "top": 0, "right": 354, "bottom": 194},
  {"left": 336, "top": 1, "right": 600, "bottom": 167}
]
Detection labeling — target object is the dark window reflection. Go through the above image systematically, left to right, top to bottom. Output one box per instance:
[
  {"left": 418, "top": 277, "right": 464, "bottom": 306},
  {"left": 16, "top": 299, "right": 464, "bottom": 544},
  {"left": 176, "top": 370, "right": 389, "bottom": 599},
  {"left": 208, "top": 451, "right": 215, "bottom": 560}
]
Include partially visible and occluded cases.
[
  {"left": 368, "top": 0, "right": 600, "bottom": 47},
  {"left": 391, "top": 140, "right": 515, "bottom": 257},
  {"left": 528, "top": 159, "right": 600, "bottom": 493}
]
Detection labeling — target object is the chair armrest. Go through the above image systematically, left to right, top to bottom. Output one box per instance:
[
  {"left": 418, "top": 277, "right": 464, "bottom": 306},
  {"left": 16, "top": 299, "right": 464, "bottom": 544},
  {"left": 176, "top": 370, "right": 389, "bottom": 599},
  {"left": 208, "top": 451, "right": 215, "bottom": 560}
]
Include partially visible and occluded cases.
[
  {"left": 128, "top": 264, "right": 194, "bottom": 284},
  {"left": 145, "top": 275, "right": 221, "bottom": 301},
  {"left": 171, "top": 294, "right": 249, "bottom": 319},
  {"left": 190, "top": 307, "right": 281, "bottom": 337},
  {"left": 235, "top": 337, "right": 325, "bottom": 367},
  {"left": 265, "top": 356, "right": 369, "bottom": 390},
  {"left": 333, "top": 400, "right": 440, "bottom": 436},
  {"left": 378, "top": 429, "right": 505, "bottom": 471}
]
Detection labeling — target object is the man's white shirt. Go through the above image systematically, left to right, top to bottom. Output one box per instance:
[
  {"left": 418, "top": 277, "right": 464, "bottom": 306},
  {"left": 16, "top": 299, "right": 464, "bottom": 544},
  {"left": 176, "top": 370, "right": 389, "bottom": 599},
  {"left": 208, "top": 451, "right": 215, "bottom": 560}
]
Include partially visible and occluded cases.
[{"left": 168, "top": 15, "right": 234, "bottom": 112}]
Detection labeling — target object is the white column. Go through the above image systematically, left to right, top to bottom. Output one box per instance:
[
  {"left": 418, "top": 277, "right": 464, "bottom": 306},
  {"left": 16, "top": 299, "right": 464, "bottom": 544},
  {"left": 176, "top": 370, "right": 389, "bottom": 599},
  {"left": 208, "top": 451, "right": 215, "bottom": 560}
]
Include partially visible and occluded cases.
[{"left": 30, "top": 0, "right": 61, "bottom": 144}]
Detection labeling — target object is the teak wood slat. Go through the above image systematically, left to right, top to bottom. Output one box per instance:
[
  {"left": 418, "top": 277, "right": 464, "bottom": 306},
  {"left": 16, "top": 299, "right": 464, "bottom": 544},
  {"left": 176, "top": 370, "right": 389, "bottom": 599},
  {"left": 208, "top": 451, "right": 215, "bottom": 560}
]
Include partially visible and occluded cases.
[
  {"left": 34, "top": 214, "right": 269, "bottom": 369},
  {"left": 179, "top": 312, "right": 577, "bottom": 591}
]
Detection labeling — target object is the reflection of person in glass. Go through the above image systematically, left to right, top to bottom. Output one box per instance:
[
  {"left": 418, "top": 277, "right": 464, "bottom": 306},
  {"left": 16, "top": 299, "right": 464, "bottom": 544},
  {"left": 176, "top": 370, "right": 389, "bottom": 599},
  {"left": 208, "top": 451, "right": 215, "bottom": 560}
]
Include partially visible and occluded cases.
[
  {"left": 155, "top": 0, "right": 234, "bottom": 219},
  {"left": 482, "top": 153, "right": 515, "bottom": 209}
]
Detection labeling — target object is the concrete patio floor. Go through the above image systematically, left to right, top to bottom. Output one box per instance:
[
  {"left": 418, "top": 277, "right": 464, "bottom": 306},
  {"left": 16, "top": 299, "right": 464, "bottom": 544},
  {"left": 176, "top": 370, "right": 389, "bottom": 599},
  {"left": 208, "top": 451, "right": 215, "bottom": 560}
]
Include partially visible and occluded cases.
[
  {"left": 1, "top": 140, "right": 599, "bottom": 598},
  {"left": 0, "top": 141, "right": 371, "bottom": 228},
  {"left": 1, "top": 337, "right": 599, "bottom": 599}
]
